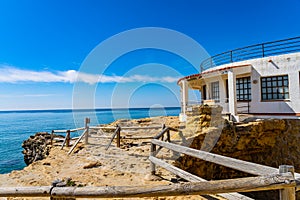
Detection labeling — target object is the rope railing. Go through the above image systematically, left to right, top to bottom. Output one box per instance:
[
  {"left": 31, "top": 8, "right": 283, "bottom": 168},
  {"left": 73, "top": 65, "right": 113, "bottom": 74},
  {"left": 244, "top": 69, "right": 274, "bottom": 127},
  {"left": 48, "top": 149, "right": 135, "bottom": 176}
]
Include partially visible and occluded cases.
[{"left": 200, "top": 36, "right": 300, "bottom": 72}]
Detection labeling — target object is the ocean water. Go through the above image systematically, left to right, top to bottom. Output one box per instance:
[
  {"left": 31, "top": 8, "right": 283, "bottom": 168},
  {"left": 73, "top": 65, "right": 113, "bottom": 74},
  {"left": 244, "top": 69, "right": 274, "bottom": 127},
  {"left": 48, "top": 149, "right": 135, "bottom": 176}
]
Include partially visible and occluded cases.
[{"left": 0, "top": 107, "right": 180, "bottom": 174}]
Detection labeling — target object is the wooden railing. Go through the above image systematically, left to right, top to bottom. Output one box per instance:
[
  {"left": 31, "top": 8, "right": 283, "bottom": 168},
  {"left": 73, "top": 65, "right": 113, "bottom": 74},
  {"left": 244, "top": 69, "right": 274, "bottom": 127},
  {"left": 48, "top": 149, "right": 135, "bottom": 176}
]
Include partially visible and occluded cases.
[
  {"left": 51, "top": 117, "right": 166, "bottom": 154},
  {"left": 1, "top": 120, "right": 300, "bottom": 199},
  {"left": 150, "top": 139, "right": 300, "bottom": 200},
  {"left": 0, "top": 174, "right": 296, "bottom": 198}
]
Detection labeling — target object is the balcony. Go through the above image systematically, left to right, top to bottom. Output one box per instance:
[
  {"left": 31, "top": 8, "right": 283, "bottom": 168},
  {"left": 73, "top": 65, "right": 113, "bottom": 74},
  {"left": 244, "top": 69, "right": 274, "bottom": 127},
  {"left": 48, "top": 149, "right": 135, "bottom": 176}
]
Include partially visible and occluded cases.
[{"left": 200, "top": 36, "right": 300, "bottom": 72}]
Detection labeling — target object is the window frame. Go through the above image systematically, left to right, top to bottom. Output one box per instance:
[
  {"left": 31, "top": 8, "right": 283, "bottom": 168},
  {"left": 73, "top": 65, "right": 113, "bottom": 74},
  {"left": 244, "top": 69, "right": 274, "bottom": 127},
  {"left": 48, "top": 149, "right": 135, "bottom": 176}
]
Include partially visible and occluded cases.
[
  {"left": 261, "top": 75, "right": 289, "bottom": 101},
  {"left": 236, "top": 76, "right": 251, "bottom": 101},
  {"left": 211, "top": 81, "right": 220, "bottom": 102}
]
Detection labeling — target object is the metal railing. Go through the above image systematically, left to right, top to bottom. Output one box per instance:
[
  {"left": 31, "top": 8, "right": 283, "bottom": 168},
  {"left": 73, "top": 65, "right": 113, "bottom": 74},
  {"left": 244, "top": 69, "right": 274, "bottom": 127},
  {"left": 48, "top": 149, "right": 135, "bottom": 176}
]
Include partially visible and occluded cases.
[{"left": 200, "top": 36, "right": 300, "bottom": 72}]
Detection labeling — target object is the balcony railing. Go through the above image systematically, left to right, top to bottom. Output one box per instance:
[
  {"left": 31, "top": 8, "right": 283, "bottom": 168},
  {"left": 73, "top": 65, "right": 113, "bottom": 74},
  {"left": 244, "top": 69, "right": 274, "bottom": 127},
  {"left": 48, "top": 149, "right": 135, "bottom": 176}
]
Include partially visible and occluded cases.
[{"left": 200, "top": 36, "right": 300, "bottom": 72}]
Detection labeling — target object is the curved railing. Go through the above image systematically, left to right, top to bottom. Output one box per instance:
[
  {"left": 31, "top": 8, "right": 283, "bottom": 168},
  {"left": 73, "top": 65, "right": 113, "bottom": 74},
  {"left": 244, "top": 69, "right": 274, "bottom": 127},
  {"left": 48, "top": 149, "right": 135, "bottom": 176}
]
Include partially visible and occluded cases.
[{"left": 200, "top": 36, "right": 300, "bottom": 72}]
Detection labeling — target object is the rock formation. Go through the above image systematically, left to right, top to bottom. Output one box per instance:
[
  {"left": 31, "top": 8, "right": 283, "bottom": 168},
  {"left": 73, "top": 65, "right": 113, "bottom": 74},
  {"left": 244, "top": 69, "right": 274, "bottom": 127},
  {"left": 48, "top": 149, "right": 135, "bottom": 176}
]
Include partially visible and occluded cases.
[{"left": 22, "top": 132, "right": 53, "bottom": 165}]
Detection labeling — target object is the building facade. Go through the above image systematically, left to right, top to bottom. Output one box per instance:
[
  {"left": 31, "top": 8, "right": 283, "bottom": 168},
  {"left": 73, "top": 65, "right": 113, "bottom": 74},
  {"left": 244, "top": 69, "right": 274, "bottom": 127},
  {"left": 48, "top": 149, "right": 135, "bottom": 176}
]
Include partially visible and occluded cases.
[{"left": 178, "top": 37, "right": 300, "bottom": 121}]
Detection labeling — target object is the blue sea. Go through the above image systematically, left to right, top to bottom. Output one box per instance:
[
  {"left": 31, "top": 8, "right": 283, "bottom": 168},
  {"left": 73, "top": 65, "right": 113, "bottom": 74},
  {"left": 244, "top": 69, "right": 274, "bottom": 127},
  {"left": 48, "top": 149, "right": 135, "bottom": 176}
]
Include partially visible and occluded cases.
[{"left": 0, "top": 107, "right": 180, "bottom": 174}]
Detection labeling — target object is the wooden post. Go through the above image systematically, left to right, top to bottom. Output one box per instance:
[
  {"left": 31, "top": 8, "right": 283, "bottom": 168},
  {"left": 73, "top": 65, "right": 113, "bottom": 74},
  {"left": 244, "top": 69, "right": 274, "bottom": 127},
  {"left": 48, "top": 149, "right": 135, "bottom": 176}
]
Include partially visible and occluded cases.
[
  {"left": 85, "top": 117, "right": 90, "bottom": 145},
  {"left": 161, "top": 124, "right": 166, "bottom": 141},
  {"left": 116, "top": 125, "right": 121, "bottom": 148},
  {"left": 105, "top": 126, "right": 120, "bottom": 150},
  {"left": 167, "top": 129, "right": 170, "bottom": 142},
  {"left": 50, "top": 130, "right": 54, "bottom": 146},
  {"left": 66, "top": 130, "right": 71, "bottom": 147},
  {"left": 68, "top": 130, "right": 87, "bottom": 155},
  {"left": 150, "top": 143, "right": 157, "bottom": 175},
  {"left": 279, "top": 165, "right": 296, "bottom": 200}
]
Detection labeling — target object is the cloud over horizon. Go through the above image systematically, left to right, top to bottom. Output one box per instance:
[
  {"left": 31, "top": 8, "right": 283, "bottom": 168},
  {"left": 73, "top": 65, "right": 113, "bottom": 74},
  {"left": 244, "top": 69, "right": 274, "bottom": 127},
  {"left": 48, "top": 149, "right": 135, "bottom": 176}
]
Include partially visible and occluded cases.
[{"left": 0, "top": 66, "right": 180, "bottom": 84}]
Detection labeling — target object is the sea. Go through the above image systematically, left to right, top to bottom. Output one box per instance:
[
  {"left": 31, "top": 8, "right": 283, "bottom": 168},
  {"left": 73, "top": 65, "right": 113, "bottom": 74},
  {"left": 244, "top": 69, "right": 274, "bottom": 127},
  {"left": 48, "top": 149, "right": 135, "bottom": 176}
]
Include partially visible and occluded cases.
[{"left": 0, "top": 107, "right": 180, "bottom": 174}]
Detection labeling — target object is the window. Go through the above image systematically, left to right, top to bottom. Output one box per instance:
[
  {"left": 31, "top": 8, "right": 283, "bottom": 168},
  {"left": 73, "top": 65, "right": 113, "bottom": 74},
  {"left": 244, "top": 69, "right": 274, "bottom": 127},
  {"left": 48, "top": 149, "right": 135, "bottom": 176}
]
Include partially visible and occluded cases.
[
  {"left": 261, "top": 75, "right": 289, "bottom": 100},
  {"left": 236, "top": 77, "right": 251, "bottom": 101},
  {"left": 225, "top": 80, "right": 229, "bottom": 101},
  {"left": 211, "top": 81, "right": 219, "bottom": 101},
  {"left": 202, "top": 85, "right": 207, "bottom": 100}
]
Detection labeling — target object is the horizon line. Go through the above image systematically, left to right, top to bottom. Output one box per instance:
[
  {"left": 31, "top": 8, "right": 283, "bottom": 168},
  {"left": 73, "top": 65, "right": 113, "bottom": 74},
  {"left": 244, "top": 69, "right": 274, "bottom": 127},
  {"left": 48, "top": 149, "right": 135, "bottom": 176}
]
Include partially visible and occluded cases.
[{"left": 0, "top": 106, "right": 181, "bottom": 113}]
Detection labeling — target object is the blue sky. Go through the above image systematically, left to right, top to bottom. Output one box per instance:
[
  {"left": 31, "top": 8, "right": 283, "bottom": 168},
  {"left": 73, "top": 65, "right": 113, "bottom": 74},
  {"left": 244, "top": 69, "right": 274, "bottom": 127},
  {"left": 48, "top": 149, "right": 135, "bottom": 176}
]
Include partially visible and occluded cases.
[{"left": 0, "top": 0, "right": 299, "bottom": 110}]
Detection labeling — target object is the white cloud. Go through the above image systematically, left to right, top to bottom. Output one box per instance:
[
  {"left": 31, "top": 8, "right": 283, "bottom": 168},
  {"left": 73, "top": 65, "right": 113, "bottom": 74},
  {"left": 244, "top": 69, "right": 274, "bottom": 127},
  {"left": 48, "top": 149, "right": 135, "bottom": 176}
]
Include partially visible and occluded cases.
[{"left": 0, "top": 66, "right": 179, "bottom": 84}]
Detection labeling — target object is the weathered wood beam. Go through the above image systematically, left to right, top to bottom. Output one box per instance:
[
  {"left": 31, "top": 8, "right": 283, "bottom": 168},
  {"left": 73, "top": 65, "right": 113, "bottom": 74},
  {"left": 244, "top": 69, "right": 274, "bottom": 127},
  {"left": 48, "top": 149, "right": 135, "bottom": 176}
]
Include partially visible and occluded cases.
[
  {"left": 89, "top": 126, "right": 116, "bottom": 130},
  {"left": 105, "top": 126, "right": 120, "bottom": 150},
  {"left": 120, "top": 126, "right": 162, "bottom": 130},
  {"left": 153, "top": 127, "right": 169, "bottom": 139},
  {"left": 168, "top": 127, "right": 180, "bottom": 132},
  {"left": 68, "top": 129, "right": 87, "bottom": 155},
  {"left": 151, "top": 139, "right": 287, "bottom": 176},
  {"left": 149, "top": 156, "right": 254, "bottom": 200},
  {"left": 149, "top": 156, "right": 206, "bottom": 182},
  {"left": 0, "top": 174, "right": 294, "bottom": 198},
  {"left": 49, "top": 174, "right": 294, "bottom": 198},
  {"left": 0, "top": 186, "right": 52, "bottom": 197}
]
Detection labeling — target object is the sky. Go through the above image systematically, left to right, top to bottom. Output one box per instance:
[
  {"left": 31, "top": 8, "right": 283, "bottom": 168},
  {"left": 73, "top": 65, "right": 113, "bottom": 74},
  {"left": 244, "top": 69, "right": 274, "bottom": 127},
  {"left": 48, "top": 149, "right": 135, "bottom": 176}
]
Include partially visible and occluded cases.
[{"left": 0, "top": 0, "right": 299, "bottom": 110}]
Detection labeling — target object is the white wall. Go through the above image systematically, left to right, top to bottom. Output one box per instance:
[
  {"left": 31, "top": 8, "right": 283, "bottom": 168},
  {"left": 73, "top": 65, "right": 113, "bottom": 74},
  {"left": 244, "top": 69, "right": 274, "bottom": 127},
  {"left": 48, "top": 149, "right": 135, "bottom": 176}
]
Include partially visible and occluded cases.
[
  {"left": 199, "top": 52, "right": 300, "bottom": 115},
  {"left": 248, "top": 52, "right": 300, "bottom": 114}
]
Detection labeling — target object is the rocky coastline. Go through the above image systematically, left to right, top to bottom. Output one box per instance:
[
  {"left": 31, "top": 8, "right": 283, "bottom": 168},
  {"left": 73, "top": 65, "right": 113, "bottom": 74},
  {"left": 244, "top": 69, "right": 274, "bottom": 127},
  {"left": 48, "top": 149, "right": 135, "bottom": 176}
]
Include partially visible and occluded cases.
[{"left": 22, "top": 132, "right": 55, "bottom": 166}]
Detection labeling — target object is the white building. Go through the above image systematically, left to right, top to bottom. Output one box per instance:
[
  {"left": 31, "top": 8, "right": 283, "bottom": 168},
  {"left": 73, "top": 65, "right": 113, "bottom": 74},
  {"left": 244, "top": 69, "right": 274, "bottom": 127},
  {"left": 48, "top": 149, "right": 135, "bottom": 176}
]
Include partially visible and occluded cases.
[{"left": 178, "top": 37, "right": 300, "bottom": 121}]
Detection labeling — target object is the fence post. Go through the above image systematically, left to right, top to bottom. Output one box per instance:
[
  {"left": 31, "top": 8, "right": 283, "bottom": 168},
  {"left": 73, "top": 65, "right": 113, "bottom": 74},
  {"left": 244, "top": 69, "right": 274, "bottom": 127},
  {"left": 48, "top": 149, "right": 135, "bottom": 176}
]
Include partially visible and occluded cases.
[
  {"left": 85, "top": 117, "right": 90, "bottom": 145},
  {"left": 161, "top": 124, "right": 166, "bottom": 141},
  {"left": 116, "top": 126, "right": 121, "bottom": 148},
  {"left": 167, "top": 129, "right": 171, "bottom": 142},
  {"left": 51, "top": 130, "right": 54, "bottom": 146},
  {"left": 66, "top": 130, "right": 71, "bottom": 147},
  {"left": 150, "top": 143, "right": 156, "bottom": 175},
  {"left": 279, "top": 165, "right": 295, "bottom": 200}
]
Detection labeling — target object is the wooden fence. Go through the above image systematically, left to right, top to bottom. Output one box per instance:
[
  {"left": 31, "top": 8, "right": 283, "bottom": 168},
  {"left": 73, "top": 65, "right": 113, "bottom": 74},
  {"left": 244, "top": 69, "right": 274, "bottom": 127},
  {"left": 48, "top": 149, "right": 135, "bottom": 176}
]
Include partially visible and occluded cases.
[
  {"left": 2, "top": 117, "right": 299, "bottom": 199},
  {"left": 50, "top": 117, "right": 166, "bottom": 154},
  {"left": 150, "top": 131, "right": 300, "bottom": 200}
]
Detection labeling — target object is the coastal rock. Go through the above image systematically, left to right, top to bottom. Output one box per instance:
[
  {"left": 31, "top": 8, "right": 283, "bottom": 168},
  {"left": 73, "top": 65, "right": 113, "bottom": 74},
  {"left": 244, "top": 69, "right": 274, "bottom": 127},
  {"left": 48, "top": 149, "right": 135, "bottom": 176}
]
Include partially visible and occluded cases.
[
  {"left": 22, "top": 132, "right": 54, "bottom": 165},
  {"left": 83, "top": 161, "right": 102, "bottom": 169}
]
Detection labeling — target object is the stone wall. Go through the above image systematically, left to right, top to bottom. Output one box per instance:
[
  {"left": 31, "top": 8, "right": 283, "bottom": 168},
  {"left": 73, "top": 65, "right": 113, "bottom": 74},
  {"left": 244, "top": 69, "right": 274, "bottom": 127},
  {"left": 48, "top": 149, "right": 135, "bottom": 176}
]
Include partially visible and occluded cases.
[{"left": 176, "top": 105, "right": 300, "bottom": 199}]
